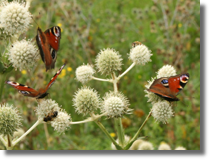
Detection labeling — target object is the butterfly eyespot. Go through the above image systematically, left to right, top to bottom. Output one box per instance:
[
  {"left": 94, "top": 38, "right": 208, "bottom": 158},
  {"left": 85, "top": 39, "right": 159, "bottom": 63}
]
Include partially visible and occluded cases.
[
  {"left": 53, "top": 27, "right": 61, "bottom": 37},
  {"left": 180, "top": 74, "right": 189, "bottom": 83},
  {"left": 161, "top": 79, "right": 169, "bottom": 87},
  {"left": 19, "top": 90, "right": 30, "bottom": 95}
]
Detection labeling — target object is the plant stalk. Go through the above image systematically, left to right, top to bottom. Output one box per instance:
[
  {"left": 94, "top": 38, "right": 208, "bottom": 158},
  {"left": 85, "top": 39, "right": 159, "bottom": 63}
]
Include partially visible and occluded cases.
[{"left": 124, "top": 110, "right": 152, "bottom": 150}]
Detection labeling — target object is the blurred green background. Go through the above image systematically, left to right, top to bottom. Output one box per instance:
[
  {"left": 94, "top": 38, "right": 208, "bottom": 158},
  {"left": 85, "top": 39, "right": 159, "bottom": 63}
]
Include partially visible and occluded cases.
[{"left": 0, "top": 0, "right": 200, "bottom": 150}]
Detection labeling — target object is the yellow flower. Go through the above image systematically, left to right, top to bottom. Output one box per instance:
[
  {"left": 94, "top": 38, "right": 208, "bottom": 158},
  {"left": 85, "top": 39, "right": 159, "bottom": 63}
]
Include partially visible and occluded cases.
[
  {"left": 96, "top": 18, "right": 100, "bottom": 22},
  {"left": 57, "top": 23, "right": 63, "bottom": 32},
  {"left": 57, "top": 23, "right": 62, "bottom": 27},
  {"left": 178, "top": 23, "right": 182, "bottom": 28},
  {"left": 186, "top": 42, "right": 191, "bottom": 51},
  {"left": 67, "top": 67, "right": 72, "bottom": 72},
  {"left": 59, "top": 69, "right": 66, "bottom": 78},
  {"left": 21, "top": 70, "right": 27, "bottom": 74},
  {"left": 138, "top": 75, "right": 141, "bottom": 79},
  {"left": 124, "top": 76, "right": 128, "bottom": 80},
  {"left": 43, "top": 80, "right": 47, "bottom": 85},
  {"left": 110, "top": 133, "right": 116, "bottom": 138}
]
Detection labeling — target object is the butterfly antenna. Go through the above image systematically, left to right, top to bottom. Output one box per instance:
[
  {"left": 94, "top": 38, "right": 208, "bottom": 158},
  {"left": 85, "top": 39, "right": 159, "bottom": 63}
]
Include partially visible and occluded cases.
[{"left": 31, "top": 15, "right": 40, "bottom": 28}]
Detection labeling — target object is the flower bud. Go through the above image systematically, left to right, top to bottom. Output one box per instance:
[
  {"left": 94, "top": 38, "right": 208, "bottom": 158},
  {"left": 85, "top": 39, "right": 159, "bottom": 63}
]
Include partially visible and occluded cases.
[
  {"left": 0, "top": 1, "right": 31, "bottom": 35},
  {"left": 7, "top": 39, "right": 39, "bottom": 71},
  {"left": 129, "top": 44, "right": 152, "bottom": 65},
  {"left": 95, "top": 48, "right": 122, "bottom": 75},
  {"left": 75, "top": 64, "right": 95, "bottom": 84},
  {"left": 157, "top": 65, "right": 176, "bottom": 78},
  {"left": 73, "top": 87, "right": 101, "bottom": 116},
  {"left": 101, "top": 91, "right": 130, "bottom": 118},
  {"left": 152, "top": 101, "right": 174, "bottom": 123},
  {"left": 0, "top": 103, "right": 22, "bottom": 136},
  {"left": 51, "top": 111, "right": 71, "bottom": 133},
  {"left": 138, "top": 141, "right": 154, "bottom": 150},
  {"left": 158, "top": 142, "right": 171, "bottom": 150}
]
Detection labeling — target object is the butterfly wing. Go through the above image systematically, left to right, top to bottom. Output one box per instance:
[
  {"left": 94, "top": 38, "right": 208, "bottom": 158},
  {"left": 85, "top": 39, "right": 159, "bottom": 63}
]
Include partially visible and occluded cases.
[
  {"left": 44, "top": 26, "right": 61, "bottom": 69},
  {"left": 44, "top": 26, "right": 61, "bottom": 51},
  {"left": 36, "top": 27, "right": 53, "bottom": 71},
  {"left": 44, "top": 64, "right": 65, "bottom": 92},
  {"left": 148, "top": 73, "right": 190, "bottom": 101},
  {"left": 168, "top": 73, "right": 190, "bottom": 96},
  {"left": 148, "top": 78, "right": 179, "bottom": 101},
  {"left": 6, "top": 81, "right": 40, "bottom": 98}
]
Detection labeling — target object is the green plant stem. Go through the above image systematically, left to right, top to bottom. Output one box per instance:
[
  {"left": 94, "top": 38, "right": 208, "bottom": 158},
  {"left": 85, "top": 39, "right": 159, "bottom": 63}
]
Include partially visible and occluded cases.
[
  {"left": 117, "top": 62, "right": 136, "bottom": 80},
  {"left": 111, "top": 72, "right": 125, "bottom": 147},
  {"left": 0, "top": 73, "right": 7, "bottom": 101},
  {"left": 92, "top": 76, "right": 112, "bottom": 83},
  {"left": 124, "top": 110, "right": 152, "bottom": 150},
  {"left": 70, "top": 112, "right": 107, "bottom": 125},
  {"left": 114, "top": 118, "right": 125, "bottom": 147},
  {"left": 12, "top": 119, "right": 42, "bottom": 147},
  {"left": 94, "top": 120, "right": 123, "bottom": 150},
  {"left": 0, "top": 135, "right": 7, "bottom": 147}
]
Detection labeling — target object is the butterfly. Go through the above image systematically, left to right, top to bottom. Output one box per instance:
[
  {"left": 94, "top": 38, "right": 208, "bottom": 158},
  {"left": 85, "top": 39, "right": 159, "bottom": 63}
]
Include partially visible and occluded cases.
[
  {"left": 36, "top": 26, "right": 61, "bottom": 71},
  {"left": 6, "top": 64, "right": 65, "bottom": 99},
  {"left": 147, "top": 73, "right": 190, "bottom": 101}
]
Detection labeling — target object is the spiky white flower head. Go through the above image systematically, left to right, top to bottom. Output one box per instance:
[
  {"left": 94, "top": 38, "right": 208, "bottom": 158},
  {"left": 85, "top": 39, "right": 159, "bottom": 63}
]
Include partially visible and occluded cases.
[
  {"left": 0, "top": 0, "right": 31, "bottom": 35},
  {"left": 7, "top": 39, "right": 39, "bottom": 71},
  {"left": 129, "top": 44, "right": 152, "bottom": 65},
  {"left": 95, "top": 48, "right": 123, "bottom": 75},
  {"left": 75, "top": 64, "right": 95, "bottom": 84},
  {"left": 157, "top": 65, "right": 176, "bottom": 78},
  {"left": 145, "top": 77, "right": 163, "bottom": 104},
  {"left": 73, "top": 87, "right": 101, "bottom": 116},
  {"left": 101, "top": 91, "right": 130, "bottom": 118},
  {"left": 35, "top": 99, "right": 61, "bottom": 120},
  {"left": 152, "top": 101, "right": 174, "bottom": 123},
  {"left": 0, "top": 103, "right": 22, "bottom": 136},
  {"left": 51, "top": 111, "right": 71, "bottom": 133},
  {"left": 111, "top": 135, "right": 130, "bottom": 150},
  {"left": 130, "top": 139, "right": 144, "bottom": 150},
  {"left": 138, "top": 141, "right": 154, "bottom": 150},
  {"left": 158, "top": 142, "right": 171, "bottom": 150},
  {"left": 175, "top": 146, "right": 186, "bottom": 150}
]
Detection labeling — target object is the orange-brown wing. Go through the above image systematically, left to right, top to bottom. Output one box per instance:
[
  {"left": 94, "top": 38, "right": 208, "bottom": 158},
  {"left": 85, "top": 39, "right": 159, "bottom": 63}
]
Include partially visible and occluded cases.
[
  {"left": 44, "top": 26, "right": 61, "bottom": 51},
  {"left": 36, "top": 27, "right": 53, "bottom": 71},
  {"left": 44, "top": 64, "right": 66, "bottom": 92},
  {"left": 168, "top": 73, "right": 190, "bottom": 96},
  {"left": 148, "top": 79, "right": 178, "bottom": 101},
  {"left": 6, "top": 81, "right": 40, "bottom": 98}
]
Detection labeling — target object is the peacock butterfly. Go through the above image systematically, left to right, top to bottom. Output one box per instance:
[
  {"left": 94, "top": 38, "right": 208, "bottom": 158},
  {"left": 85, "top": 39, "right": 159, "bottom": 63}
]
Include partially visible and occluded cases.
[
  {"left": 36, "top": 26, "right": 61, "bottom": 71},
  {"left": 6, "top": 64, "right": 65, "bottom": 99},
  {"left": 147, "top": 73, "right": 189, "bottom": 101}
]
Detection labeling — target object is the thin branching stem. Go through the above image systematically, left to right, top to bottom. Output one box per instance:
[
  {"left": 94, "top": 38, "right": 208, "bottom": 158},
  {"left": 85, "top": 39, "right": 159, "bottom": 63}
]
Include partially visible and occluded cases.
[
  {"left": 117, "top": 62, "right": 136, "bottom": 80},
  {"left": 92, "top": 76, "right": 112, "bottom": 83}
]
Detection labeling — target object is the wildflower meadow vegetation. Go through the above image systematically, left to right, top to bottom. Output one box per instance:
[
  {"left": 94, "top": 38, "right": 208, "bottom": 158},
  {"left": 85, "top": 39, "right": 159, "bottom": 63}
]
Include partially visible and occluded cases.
[{"left": 0, "top": 0, "right": 200, "bottom": 150}]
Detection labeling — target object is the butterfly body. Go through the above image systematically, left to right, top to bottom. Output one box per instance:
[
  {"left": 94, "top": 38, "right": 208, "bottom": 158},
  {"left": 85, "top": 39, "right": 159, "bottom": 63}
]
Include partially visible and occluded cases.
[
  {"left": 36, "top": 26, "right": 61, "bottom": 71},
  {"left": 6, "top": 64, "right": 65, "bottom": 99},
  {"left": 147, "top": 73, "right": 189, "bottom": 101}
]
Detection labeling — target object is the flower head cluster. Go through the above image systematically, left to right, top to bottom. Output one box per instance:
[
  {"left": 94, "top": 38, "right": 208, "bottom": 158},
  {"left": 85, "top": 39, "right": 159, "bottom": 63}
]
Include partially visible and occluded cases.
[
  {"left": 0, "top": 0, "right": 31, "bottom": 36},
  {"left": 7, "top": 39, "right": 39, "bottom": 71},
  {"left": 129, "top": 44, "right": 152, "bottom": 65},
  {"left": 95, "top": 48, "right": 122, "bottom": 75},
  {"left": 75, "top": 64, "right": 95, "bottom": 84},
  {"left": 157, "top": 65, "right": 176, "bottom": 78},
  {"left": 73, "top": 87, "right": 101, "bottom": 116},
  {"left": 101, "top": 91, "right": 131, "bottom": 118},
  {"left": 35, "top": 99, "right": 71, "bottom": 133},
  {"left": 152, "top": 101, "right": 174, "bottom": 123},
  {"left": 0, "top": 103, "right": 22, "bottom": 136},
  {"left": 51, "top": 111, "right": 71, "bottom": 133},
  {"left": 138, "top": 141, "right": 154, "bottom": 150},
  {"left": 158, "top": 142, "right": 171, "bottom": 150},
  {"left": 175, "top": 146, "right": 186, "bottom": 150}
]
